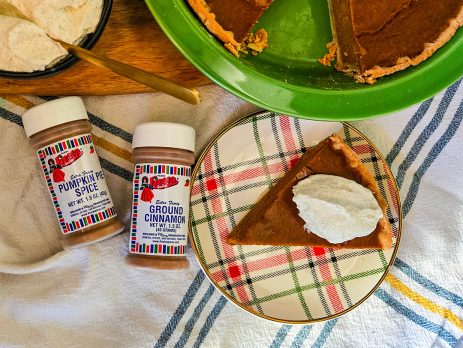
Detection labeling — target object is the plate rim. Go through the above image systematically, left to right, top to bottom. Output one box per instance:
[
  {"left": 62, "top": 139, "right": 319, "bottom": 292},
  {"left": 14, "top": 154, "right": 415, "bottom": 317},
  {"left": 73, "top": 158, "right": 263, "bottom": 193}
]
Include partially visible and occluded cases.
[
  {"left": 145, "top": 0, "right": 463, "bottom": 120},
  {"left": 188, "top": 111, "right": 403, "bottom": 324}
]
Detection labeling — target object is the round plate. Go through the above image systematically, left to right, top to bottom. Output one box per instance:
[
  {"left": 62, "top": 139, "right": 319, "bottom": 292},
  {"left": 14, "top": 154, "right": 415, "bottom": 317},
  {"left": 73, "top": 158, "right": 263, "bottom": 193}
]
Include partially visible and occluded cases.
[
  {"left": 0, "top": 0, "right": 112, "bottom": 79},
  {"left": 145, "top": 0, "right": 463, "bottom": 120},
  {"left": 189, "top": 111, "right": 402, "bottom": 324}
]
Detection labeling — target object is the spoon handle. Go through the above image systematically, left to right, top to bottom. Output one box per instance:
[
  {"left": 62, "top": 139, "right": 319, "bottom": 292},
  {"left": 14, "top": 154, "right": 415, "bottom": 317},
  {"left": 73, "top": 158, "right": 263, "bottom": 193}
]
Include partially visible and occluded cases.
[{"left": 59, "top": 41, "right": 201, "bottom": 105}]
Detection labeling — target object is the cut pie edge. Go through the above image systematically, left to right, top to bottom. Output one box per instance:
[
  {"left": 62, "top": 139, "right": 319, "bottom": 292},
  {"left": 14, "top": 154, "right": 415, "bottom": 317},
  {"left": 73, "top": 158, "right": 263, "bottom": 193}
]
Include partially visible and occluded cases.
[
  {"left": 186, "top": 0, "right": 242, "bottom": 56},
  {"left": 187, "top": 0, "right": 269, "bottom": 57},
  {"left": 336, "top": 5, "right": 463, "bottom": 84}
]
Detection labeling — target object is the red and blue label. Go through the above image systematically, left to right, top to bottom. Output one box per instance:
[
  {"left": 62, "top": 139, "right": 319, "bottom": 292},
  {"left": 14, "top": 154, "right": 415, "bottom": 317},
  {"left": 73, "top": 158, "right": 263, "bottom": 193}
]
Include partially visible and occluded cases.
[
  {"left": 38, "top": 134, "right": 116, "bottom": 235},
  {"left": 130, "top": 163, "right": 192, "bottom": 256}
]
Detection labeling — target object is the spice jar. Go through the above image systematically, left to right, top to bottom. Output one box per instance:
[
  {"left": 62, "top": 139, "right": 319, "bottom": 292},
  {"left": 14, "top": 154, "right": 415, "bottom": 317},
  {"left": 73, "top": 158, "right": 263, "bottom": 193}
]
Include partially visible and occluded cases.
[
  {"left": 22, "top": 97, "right": 125, "bottom": 249},
  {"left": 126, "top": 122, "right": 195, "bottom": 269}
]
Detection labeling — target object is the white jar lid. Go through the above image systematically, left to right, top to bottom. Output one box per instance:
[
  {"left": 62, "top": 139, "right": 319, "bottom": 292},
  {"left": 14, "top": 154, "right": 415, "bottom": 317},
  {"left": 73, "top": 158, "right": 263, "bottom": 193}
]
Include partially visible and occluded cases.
[
  {"left": 22, "top": 97, "right": 88, "bottom": 137},
  {"left": 132, "top": 122, "right": 196, "bottom": 152}
]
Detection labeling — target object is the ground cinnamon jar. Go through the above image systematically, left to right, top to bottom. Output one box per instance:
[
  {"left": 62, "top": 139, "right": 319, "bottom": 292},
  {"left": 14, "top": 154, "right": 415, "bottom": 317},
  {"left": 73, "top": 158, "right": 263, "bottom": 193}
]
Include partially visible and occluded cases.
[
  {"left": 22, "top": 97, "right": 125, "bottom": 249},
  {"left": 126, "top": 122, "right": 195, "bottom": 269}
]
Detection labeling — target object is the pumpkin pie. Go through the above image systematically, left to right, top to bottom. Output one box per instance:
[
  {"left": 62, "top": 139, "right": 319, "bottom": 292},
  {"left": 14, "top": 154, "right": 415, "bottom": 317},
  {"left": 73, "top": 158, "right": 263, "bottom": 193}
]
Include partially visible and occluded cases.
[
  {"left": 186, "top": 0, "right": 272, "bottom": 56},
  {"left": 187, "top": 0, "right": 463, "bottom": 82},
  {"left": 329, "top": 0, "right": 463, "bottom": 83},
  {"left": 226, "top": 135, "right": 393, "bottom": 249}
]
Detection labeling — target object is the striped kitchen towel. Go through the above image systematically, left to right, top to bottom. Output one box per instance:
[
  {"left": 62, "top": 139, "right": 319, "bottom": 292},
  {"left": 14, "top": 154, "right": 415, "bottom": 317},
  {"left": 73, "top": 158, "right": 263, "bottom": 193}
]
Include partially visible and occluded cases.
[{"left": 0, "top": 82, "right": 462, "bottom": 347}]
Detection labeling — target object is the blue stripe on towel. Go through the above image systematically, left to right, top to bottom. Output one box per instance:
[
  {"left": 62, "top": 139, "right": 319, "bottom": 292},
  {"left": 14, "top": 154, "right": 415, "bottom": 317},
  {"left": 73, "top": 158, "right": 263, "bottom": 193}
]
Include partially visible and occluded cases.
[
  {"left": 395, "top": 79, "right": 461, "bottom": 189},
  {"left": 402, "top": 96, "right": 463, "bottom": 217},
  {"left": 39, "top": 97, "right": 133, "bottom": 144},
  {"left": 386, "top": 98, "right": 433, "bottom": 166},
  {"left": 0, "top": 106, "right": 23, "bottom": 126},
  {"left": 87, "top": 112, "right": 133, "bottom": 144},
  {"left": 98, "top": 157, "right": 132, "bottom": 181},
  {"left": 395, "top": 260, "right": 463, "bottom": 310},
  {"left": 154, "top": 272, "right": 206, "bottom": 348},
  {"left": 174, "top": 285, "right": 216, "bottom": 348},
  {"left": 375, "top": 288, "right": 457, "bottom": 347},
  {"left": 192, "top": 296, "right": 228, "bottom": 348},
  {"left": 312, "top": 319, "right": 338, "bottom": 348},
  {"left": 269, "top": 325, "right": 292, "bottom": 348},
  {"left": 290, "top": 325, "right": 313, "bottom": 348}
]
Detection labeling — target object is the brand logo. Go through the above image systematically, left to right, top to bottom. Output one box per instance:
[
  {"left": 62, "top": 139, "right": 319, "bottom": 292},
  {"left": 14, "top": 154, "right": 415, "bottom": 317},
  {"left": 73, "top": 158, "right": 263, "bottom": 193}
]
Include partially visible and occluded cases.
[
  {"left": 48, "top": 148, "right": 84, "bottom": 183},
  {"left": 56, "top": 149, "right": 83, "bottom": 167},
  {"left": 139, "top": 176, "right": 180, "bottom": 203},
  {"left": 150, "top": 176, "right": 179, "bottom": 189}
]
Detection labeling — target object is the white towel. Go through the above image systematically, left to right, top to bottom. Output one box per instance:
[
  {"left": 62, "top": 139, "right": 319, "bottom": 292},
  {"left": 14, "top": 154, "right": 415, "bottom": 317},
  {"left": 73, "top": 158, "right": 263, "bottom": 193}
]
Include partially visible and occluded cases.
[{"left": 1, "top": 83, "right": 462, "bottom": 347}]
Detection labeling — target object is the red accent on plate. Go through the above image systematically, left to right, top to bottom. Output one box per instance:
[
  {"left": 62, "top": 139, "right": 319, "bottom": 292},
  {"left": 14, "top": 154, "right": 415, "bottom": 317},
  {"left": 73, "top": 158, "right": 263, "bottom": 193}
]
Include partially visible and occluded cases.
[
  {"left": 351, "top": 144, "right": 372, "bottom": 155},
  {"left": 206, "top": 179, "right": 218, "bottom": 191},
  {"left": 312, "top": 247, "right": 326, "bottom": 256},
  {"left": 228, "top": 265, "right": 241, "bottom": 278}
]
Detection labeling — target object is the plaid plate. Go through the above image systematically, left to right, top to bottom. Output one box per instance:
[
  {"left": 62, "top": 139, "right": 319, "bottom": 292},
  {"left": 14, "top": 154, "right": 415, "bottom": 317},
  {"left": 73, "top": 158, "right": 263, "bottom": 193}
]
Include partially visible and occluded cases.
[{"left": 190, "top": 112, "right": 401, "bottom": 323}]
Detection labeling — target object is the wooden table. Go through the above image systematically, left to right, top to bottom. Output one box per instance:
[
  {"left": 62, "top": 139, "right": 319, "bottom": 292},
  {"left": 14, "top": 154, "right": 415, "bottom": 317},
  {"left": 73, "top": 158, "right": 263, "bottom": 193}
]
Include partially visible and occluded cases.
[{"left": 0, "top": 0, "right": 210, "bottom": 95}]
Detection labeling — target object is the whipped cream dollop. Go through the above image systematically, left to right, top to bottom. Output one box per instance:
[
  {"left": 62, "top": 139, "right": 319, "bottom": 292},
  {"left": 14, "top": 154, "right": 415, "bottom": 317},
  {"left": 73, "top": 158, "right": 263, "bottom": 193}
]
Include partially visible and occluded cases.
[
  {"left": 0, "top": 0, "right": 102, "bottom": 72},
  {"left": 5, "top": 0, "right": 103, "bottom": 44},
  {"left": 0, "top": 15, "right": 67, "bottom": 72},
  {"left": 292, "top": 174, "right": 383, "bottom": 244}
]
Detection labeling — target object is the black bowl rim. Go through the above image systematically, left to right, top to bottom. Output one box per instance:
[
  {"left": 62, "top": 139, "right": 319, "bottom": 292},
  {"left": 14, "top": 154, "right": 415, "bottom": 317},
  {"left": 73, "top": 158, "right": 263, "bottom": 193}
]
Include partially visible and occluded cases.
[{"left": 0, "top": 0, "right": 113, "bottom": 79}]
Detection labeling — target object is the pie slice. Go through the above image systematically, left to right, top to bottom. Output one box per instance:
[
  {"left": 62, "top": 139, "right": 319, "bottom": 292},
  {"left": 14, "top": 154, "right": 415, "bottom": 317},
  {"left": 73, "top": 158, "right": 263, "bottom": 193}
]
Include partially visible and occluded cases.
[
  {"left": 186, "top": 0, "right": 273, "bottom": 56},
  {"left": 227, "top": 135, "right": 392, "bottom": 249}
]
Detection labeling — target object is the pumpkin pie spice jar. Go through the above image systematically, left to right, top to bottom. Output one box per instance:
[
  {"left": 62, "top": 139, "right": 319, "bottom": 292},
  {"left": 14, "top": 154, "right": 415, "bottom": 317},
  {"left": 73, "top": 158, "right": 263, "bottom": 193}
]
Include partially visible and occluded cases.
[
  {"left": 22, "top": 97, "right": 125, "bottom": 249},
  {"left": 126, "top": 122, "right": 195, "bottom": 269}
]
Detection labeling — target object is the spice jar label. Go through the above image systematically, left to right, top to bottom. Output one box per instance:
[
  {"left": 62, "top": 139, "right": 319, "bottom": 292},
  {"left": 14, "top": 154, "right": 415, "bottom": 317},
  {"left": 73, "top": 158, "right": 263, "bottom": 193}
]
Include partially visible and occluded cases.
[
  {"left": 37, "top": 134, "right": 117, "bottom": 234},
  {"left": 130, "top": 163, "right": 192, "bottom": 256}
]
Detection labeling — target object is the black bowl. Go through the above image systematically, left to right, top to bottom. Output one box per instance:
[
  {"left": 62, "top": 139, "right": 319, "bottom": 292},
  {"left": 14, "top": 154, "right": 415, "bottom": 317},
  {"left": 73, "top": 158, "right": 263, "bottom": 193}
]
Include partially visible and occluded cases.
[{"left": 0, "top": 0, "right": 112, "bottom": 79}]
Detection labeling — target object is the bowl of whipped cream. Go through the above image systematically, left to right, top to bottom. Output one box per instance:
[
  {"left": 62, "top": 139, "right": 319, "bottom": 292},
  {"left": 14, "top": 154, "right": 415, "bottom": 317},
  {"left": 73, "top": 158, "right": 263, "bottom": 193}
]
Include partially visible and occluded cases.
[{"left": 0, "top": 0, "right": 112, "bottom": 78}]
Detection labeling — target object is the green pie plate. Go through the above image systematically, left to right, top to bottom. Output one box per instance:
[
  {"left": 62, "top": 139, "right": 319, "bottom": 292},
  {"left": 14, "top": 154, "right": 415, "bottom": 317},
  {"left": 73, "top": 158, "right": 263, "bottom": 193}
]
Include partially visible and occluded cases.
[{"left": 145, "top": 0, "right": 463, "bottom": 120}]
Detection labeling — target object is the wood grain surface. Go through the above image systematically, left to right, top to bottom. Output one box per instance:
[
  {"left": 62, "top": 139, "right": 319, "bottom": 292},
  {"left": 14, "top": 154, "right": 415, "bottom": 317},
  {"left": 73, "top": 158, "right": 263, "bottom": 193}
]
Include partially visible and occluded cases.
[{"left": 0, "top": 0, "right": 210, "bottom": 95}]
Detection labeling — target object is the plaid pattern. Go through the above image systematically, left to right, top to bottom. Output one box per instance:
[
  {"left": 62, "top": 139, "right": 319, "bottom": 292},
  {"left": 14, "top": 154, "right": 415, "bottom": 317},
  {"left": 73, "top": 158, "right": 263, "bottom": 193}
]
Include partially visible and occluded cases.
[{"left": 190, "top": 112, "right": 400, "bottom": 322}]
